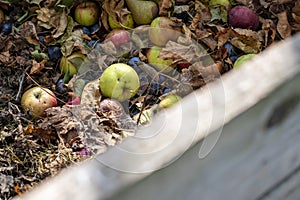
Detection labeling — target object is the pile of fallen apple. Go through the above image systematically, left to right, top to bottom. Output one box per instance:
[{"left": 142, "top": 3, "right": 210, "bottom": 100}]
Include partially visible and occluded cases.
[{"left": 20, "top": 0, "right": 268, "bottom": 144}]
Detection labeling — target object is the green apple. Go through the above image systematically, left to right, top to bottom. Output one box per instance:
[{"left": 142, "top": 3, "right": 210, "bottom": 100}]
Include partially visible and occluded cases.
[
  {"left": 74, "top": 1, "right": 100, "bottom": 26},
  {"left": 108, "top": 13, "right": 134, "bottom": 29},
  {"left": 149, "top": 17, "right": 181, "bottom": 46},
  {"left": 147, "top": 46, "right": 175, "bottom": 73},
  {"left": 60, "top": 52, "right": 86, "bottom": 83},
  {"left": 233, "top": 54, "right": 256, "bottom": 69},
  {"left": 99, "top": 63, "right": 140, "bottom": 102},
  {"left": 21, "top": 86, "right": 57, "bottom": 119},
  {"left": 159, "top": 94, "right": 181, "bottom": 109}
]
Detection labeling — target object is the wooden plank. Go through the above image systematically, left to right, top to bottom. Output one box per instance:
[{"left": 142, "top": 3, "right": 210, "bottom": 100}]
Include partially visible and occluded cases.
[
  {"left": 16, "top": 33, "right": 300, "bottom": 200},
  {"left": 108, "top": 75, "right": 300, "bottom": 200},
  {"left": 261, "top": 167, "right": 300, "bottom": 200}
]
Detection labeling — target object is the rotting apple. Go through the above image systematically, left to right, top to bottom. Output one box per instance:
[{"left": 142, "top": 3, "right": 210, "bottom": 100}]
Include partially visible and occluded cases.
[
  {"left": 74, "top": 1, "right": 100, "bottom": 26},
  {"left": 228, "top": 6, "right": 259, "bottom": 30},
  {"left": 149, "top": 17, "right": 181, "bottom": 46},
  {"left": 104, "top": 29, "right": 130, "bottom": 46},
  {"left": 147, "top": 46, "right": 176, "bottom": 73},
  {"left": 99, "top": 63, "right": 140, "bottom": 102},
  {"left": 21, "top": 86, "right": 57, "bottom": 119}
]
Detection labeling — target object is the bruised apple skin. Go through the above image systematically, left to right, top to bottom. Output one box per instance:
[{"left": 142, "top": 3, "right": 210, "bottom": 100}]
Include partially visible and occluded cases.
[
  {"left": 228, "top": 6, "right": 259, "bottom": 30},
  {"left": 104, "top": 29, "right": 130, "bottom": 46},
  {"left": 21, "top": 86, "right": 57, "bottom": 119}
]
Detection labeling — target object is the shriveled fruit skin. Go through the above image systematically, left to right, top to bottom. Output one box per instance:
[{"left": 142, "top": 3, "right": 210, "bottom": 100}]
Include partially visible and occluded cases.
[{"left": 228, "top": 6, "right": 259, "bottom": 30}]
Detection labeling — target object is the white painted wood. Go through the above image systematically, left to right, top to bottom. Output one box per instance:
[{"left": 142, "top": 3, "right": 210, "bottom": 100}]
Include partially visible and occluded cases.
[
  {"left": 16, "top": 33, "right": 300, "bottom": 200},
  {"left": 108, "top": 75, "right": 300, "bottom": 200},
  {"left": 262, "top": 169, "right": 300, "bottom": 200}
]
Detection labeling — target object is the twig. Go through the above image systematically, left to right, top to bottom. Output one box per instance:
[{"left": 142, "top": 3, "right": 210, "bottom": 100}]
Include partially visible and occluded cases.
[
  {"left": 15, "top": 66, "right": 31, "bottom": 101},
  {"left": 25, "top": 72, "right": 67, "bottom": 104}
]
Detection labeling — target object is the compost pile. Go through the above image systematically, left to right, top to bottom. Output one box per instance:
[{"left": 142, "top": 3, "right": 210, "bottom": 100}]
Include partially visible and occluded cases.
[{"left": 0, "top": 0, "right": 299, "bottom": 199}]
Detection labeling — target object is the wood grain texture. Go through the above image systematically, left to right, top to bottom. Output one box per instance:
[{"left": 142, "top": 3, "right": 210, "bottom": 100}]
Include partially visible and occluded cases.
[{"left": 16, "top": 33, "right": 300, "bottom": 200}]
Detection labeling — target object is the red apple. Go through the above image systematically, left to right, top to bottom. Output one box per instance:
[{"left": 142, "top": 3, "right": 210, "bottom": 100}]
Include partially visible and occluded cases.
[
  {"left": 74, "top": 1, "right": 100, "bottom": 26},
  {"left": 104, "top": 29, "right": 130, "bottom": 46},
  {"left": 21, "top": 86, "right": 57, "bottom": 119}
]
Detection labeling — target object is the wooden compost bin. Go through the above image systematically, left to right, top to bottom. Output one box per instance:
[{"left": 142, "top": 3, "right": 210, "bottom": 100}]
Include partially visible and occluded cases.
[{"left": 16, "top": 33, "right": 300, "bottom": 200}]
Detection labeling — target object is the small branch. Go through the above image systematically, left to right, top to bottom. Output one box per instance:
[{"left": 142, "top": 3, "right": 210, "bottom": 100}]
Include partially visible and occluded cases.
[
  {"left": 15, "top": 66, "right": 31, "bottom": 101},
  {"left": 25, "top": 72, "right": 67, "bottom": 104}
]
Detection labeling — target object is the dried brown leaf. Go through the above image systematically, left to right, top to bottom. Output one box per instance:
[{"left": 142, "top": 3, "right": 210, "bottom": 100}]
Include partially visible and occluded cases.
[
  {"left": 102, "top": 0, "right": 126, "bottom": 30},
  {"left": 158, "top": 0, "right": 172, "bottom": 16},
  {"left": 277, "top": 11, "right": 291, "bottom": 39},
  {"left": 19, "top": 21, "right": 40, "bottom": 45},
  {"left": 216, "top": 28, "right": 262, "bottom": 53},
  {"left": 160, "top": 40, "right": 208, "bottom": 64},
  {"left": 30, "top": 60, "right": 46, "bottom": 74},
  {"left": 181, "top": 62, "right": 221, "bottom": 89},
  {"left": 80, "top": 79, "right": 102, "bottom": 107}
]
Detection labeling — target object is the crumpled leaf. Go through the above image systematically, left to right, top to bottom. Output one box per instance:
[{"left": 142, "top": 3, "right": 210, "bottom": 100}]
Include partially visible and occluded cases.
[
  {"left": 102, "top": 0, "right": 126, "bottom": 30},
  {"left": 158, "top": 0, "right": 172, "bottom": 16},
  {"left": 210, "top": 5, "right": 228, "bottom": 23},
  {"left": 36, "top": 8, "right": 68, "bottom": 38},
  {"left": 52, "top": 10, "right": 68, "bottom": 38},
  {"left": 277, "top": 11, "right": 291, "bottom": 39},
  {"left": 18, "top": 21, "right": 40, "bottom": 45},
  {"left": 216, "top": 28, "right": 262, "bottom": 54},
  {"left": 61, "top": 29, "right": 83, "bottom": 57},
  {"left": 160, "top": 40, "right": 208, "bottom": 64},
  {"left": 30, "top": 59, "right": 47, "bottom": 74},
  {"left": 181, "top": 61, "right": 222, "bottom": 89},
  {"left": 80, "top": 79, "right": 101, "bottom": 107},
  {"left": 38, "top": 103, "right": 135, "bottom": 154}
]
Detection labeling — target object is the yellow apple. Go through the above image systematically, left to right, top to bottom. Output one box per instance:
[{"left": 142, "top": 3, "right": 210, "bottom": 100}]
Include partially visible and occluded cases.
[{"left": 21, "top": 86, "right": 57, "bottom": 119}]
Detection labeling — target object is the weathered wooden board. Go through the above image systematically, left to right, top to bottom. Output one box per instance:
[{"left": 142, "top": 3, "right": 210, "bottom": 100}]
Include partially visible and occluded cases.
[
  {"left": 16, "top": 33, "right": 300, "bottom": 200},
  {"left": 109, "top": 74, "right": 300, "bottom": 200}
]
